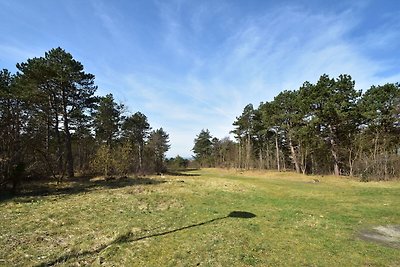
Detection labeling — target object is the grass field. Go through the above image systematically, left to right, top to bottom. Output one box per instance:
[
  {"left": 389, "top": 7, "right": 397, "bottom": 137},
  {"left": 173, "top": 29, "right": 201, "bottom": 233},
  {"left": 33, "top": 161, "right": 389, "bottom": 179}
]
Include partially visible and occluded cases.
[{"left": 1, "top": 168, "right": 399, "bottom": 266}]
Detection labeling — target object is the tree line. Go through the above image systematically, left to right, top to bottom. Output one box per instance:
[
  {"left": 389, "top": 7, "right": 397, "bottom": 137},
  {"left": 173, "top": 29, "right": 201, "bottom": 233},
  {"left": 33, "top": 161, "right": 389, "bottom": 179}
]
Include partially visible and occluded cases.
[
  {"left": 0, "top": 47, "right": 170, "bottom": 193},
  {"left": 193, "top": 74, "right": 400, "bottom": 180}
]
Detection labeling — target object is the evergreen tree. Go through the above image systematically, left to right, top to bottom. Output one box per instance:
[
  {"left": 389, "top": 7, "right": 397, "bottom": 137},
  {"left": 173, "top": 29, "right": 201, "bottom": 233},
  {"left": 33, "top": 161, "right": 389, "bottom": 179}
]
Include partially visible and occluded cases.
[
  {"left": 16, "top": 47, "right": 97, "bottom": 178},
  {"left": 0, "top": 69, "right": 25, "bottom": 191},
  {"left": 359, "top": 83, "right": 400, "bottom": 178},
  {"left": 92, "top": 94, "right": 123, "bottom": 177},
  {"left": 93, "top": 94, "right": 123, "bottom": 147},
  {"left": 232, "top": 104, "right": 256, "bottom": 169},
  {"left": 121, "top": 112, "right": 151, "bottom": 172},
  {"left": 146, "top": 128, "right": 170, "bottom": 172},
  {"left": 192, "top": 129, "right": 213, "bottom": 167}
]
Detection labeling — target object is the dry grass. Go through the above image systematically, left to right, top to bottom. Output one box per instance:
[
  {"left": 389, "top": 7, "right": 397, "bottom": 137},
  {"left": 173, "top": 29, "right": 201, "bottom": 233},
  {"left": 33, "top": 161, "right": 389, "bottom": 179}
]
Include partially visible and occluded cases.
[{"left": 1, "top": 169, "right": 399, "bottom": 266}]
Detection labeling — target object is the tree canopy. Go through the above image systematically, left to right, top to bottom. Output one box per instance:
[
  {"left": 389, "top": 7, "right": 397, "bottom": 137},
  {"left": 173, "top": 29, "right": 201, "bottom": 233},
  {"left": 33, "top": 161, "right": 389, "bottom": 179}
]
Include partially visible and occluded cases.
[
  {"left": 0, "top": 48, "right": 171, "bottom": 193},
  {"left": 193, "top": 74, "right": 400, "bottom": 180}
]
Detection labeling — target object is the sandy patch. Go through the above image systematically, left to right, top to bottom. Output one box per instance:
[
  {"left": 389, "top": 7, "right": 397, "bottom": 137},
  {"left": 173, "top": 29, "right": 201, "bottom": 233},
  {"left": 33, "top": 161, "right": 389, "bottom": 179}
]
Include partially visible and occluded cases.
[{"left": 359, "top": 225, "right": 400, "bottom": 248}]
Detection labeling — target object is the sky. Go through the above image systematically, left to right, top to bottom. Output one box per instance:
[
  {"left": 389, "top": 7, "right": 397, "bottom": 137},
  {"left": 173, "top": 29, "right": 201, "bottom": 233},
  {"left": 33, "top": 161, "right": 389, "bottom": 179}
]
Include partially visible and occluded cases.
[{"left": 1, "top": 0, "right": 400, "bottom": 158}]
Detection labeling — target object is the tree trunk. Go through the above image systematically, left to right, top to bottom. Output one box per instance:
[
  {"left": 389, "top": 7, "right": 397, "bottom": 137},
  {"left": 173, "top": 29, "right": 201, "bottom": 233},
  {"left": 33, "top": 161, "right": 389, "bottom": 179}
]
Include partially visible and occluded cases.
[
  {"left": 62, "top": 92, "right": 74, "bottom": 178},
  {"left": 46, "top": 107, "right": 51, "bottom": 153},
  {"left": 54, "top": 109, "right": 63, "bottom": 175},
  {"left": 64, "top": 120, "right": 74, "bottom": 178},
  {"left": 373, "top": 131, "right": 379, "bottom": 160},
  {"left": 275, "top": 133, "right": 280, "bottom": 171},
  {"left": 246, "top": 134, "right": 251, "bottom": 170},
  {"left": 289, "top": 136, "right": 300, "bottom": 173},
  {"left": 78, "top": 138, "right": 86, "bottom": 172},
  {"left": 330, "top": 139, "right": 340, "bottom": 176},
  {"left": 238, "top": 141, "right": 242, "bottom": 169},
  {"left": 138, "top": 143, "right": 143, "bottom": 171},
  {"left": 266, "top": 143, "right": 270, "bottom": 169},
  {"left": 300, "top": 145, "right": 308, "bottom": 175},
  {"left": 348, "top": 146, "right": 358, "bottom": 177},
  {"left": 105, "top": 147, "right": 109, "bottom": 177},
  {"left": 384, "top": 149, "right": 388, "bottom": 180},
  {"left": 311, "top": 154, "right": 315, "bottom": 175}
]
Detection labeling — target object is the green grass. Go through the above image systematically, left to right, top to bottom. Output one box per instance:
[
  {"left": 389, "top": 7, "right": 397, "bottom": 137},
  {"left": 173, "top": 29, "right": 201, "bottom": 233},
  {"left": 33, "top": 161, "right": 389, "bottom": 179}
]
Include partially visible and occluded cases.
[{"left": 1, "top": 169, "right": 400, "bottom": 266}]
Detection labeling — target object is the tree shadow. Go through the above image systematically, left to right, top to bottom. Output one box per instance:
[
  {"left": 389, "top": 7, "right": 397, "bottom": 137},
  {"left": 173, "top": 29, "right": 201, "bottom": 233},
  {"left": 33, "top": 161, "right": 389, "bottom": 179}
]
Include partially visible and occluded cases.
[
  {"left": 165, "top": 168, "right": 201, "bottom": 177},
  {"left": 173, "top": 168, "right": 200, "bottom": 172},
  {"left": 166, "top": 171, "right": 200, "bottom": 177},
  {"left": 1, "top": 177, "right": 166, "bottom": 202},
  {"left": 36, "top": 211, "right": 256, "bottom": 267},
  {"left": 227, "top": 211, "right": 256, "bottom": 218}
]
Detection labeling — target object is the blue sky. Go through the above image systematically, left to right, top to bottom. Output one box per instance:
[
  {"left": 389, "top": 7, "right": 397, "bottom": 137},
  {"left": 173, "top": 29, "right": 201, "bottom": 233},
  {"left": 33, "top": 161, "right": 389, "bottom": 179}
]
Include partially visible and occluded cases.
[{"left": 1, "top": 0, "right": 399, "bottom": 158}]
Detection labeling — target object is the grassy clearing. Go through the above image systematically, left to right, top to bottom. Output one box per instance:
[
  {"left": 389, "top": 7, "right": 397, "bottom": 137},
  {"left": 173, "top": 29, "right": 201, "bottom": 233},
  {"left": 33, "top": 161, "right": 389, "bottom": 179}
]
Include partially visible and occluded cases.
[{"left": 1, "top": 169, "right": 399, "bottom": 266}]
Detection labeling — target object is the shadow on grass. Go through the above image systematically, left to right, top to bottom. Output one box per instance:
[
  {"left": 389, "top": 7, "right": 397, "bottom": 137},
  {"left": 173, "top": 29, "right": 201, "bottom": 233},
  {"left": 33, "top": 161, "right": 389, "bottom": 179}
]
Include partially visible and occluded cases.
[
  {"left": 165, "top": 168, "right": 201, "bottom": 177},
  {"left": 172, "top": 168, "right": 199, "bottom": 172},
  {"left": 166, "top": 171, "right": 200, "bottom": 177},
  {"left": 1, "top": 177, "right": 166, "bottom": 202},
  {"left": 36, "top": 211, "right": 256, "bottom": 267}
]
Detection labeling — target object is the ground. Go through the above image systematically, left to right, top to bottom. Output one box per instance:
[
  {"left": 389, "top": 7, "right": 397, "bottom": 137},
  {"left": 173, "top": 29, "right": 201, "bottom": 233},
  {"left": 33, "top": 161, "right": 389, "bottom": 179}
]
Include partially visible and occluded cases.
[{"left": 0, "top": 169, "right": 399, "bottom": 266}]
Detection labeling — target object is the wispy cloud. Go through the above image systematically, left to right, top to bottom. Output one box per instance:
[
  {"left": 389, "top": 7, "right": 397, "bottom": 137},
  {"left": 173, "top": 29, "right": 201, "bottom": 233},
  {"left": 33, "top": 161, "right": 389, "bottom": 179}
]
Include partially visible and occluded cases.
[
  {"left": 2, "top": 0, "right": 399, "bottom": 157},
  {"left": 90, "top": 1, "right": 124, "bottom": 42},
  {"left": 143, "top": 2, "right": 400, "bottom": 156},
  {"left": 0, "top": 44, "right": 47, "bottom": 71}
]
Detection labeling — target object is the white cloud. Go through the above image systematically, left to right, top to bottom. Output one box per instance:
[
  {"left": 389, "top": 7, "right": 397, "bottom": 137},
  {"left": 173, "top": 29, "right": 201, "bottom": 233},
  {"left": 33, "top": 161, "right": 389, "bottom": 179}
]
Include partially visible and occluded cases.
[
  {"left": 4, "top": 1, "right": 398, "bottom": 158},
  {"left": 90, "top": 1, "right": 124, "bottom": 41},
  {"left": 147, "top": 4, "right": 400, "bottom": 157},
  {"left": 0, "top": 44, "right": 43, "bottom": 70}
]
